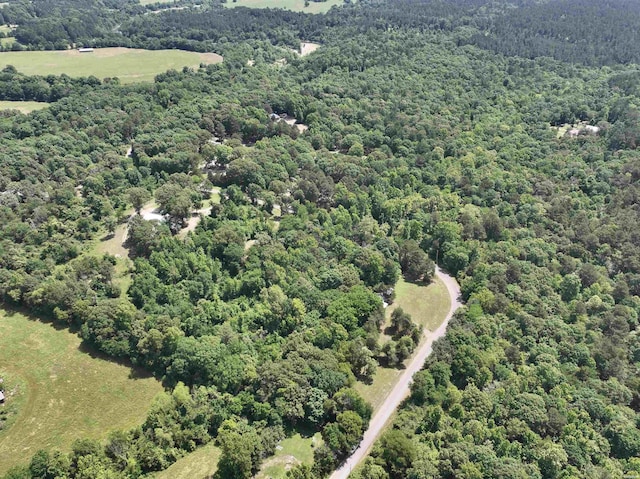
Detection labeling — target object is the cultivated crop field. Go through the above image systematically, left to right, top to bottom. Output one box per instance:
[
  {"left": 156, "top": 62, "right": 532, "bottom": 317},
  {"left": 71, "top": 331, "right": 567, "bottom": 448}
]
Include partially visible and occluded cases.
[
  {"left": 223, "top": 0, "right": 345, "bottom": 14},
  {"left": 0, "top": 48, "right": 223, "bottom": 83},
  {"left": 0, "top": 309, "right": 163, "bottom": 474}
]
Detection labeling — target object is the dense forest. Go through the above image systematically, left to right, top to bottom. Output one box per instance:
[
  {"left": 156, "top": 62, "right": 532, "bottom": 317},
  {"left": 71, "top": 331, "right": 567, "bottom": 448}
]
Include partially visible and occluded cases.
[{"left": 1, "top": 0, "right": 640, "bottom": 478}]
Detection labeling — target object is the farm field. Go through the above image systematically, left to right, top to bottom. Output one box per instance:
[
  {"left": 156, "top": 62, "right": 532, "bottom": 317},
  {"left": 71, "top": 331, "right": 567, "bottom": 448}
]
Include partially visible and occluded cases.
[
  {"left": 223, "top": 0, "right": 345, "bottom": 14},
  {"left": 0, "top": 48, "right": 223, "bottom": 83},
  {"left": 0, "top": 101, "right": 49, "bottom": 113},
  {"left": 354, "top": 276, "right": 451, "bottom": 412},
  {"left": 0, "top": 309, "right": 163, "bottom": 474}
]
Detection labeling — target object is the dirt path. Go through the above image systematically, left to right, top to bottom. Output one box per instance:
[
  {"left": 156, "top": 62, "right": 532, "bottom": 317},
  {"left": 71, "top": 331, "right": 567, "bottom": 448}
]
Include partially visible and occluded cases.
[
  {"left": 178, "top": 205, "right": 212, "bottom": 238},
  {"left": 330, "top": 266, "right": 462, "bottom": 479}
]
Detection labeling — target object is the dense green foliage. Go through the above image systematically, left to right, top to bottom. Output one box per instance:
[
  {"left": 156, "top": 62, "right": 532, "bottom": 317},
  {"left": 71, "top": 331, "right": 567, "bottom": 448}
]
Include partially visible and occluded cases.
[{"left": 2, "top": 0, "right": 640, "bottom": 478}]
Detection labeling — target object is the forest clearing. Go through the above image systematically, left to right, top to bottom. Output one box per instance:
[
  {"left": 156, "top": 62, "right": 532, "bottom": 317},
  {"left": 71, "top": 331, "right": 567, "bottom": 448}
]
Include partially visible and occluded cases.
[
  {"left": 223, "top": 0, "right": 344, "bottom": 14},
  {"left": 0, "top": 48, "right": 222, "bottom": 83},
  {"left": 0, "top": 100, "right": 49, "bottom": 113},
  {"left": 334, "top": 268, "right": 462, "bottom": 479},
  {"left": 354, "top": 276, "right": 451, "bottom": 412},
  {"left": 0, "top": 310, "right": 163, "bottom": 474}
]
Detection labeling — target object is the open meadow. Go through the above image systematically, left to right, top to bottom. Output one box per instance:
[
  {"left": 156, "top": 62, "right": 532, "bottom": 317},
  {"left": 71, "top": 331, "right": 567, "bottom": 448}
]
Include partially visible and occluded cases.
[
  {"left": 223, "top": 0, "right": 345, "bottom": 14},
  {"left": 0, "top": 48, "right": 222, "bottom": 83},
  {"left": 0, "top": 101, "right": 49, "bottom": 113},
  {"left": 0, "top": 309, "right": 163, "bottom": 474}
]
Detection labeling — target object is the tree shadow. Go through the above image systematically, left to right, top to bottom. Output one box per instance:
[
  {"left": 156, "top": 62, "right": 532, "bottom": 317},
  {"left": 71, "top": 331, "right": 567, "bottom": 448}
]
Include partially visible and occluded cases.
[
  {"left": 403, "top": 275, "right": 434, "bottom": 287},
  {"left": 2, "top": 303, "right": 80, "bottom": 333},
  {"left": 2, "top": 304, "right": 159, "bottom": 384},
  {"left": 383, "top": 325, "right": 396, "bottom": 336},
  {"left": 77, "top": 341, "right": 158, "bottom": 381},
  {"left": 285, "top": 421, "right": 318, "bottom": 439}
]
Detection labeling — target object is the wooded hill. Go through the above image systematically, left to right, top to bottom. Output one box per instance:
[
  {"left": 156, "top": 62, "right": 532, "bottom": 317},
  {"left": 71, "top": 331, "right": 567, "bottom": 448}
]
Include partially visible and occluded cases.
[{"left": 1, "top": 0, "right": 640, "bottom": 478}]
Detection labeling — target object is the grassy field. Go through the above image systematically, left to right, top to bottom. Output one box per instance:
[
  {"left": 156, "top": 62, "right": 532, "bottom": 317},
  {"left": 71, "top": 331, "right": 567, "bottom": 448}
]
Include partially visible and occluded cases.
[
  {"left": 223, "top": 0, "right": 345, "bottom": 14},
  {"left": 0, "top": 48, "right": 223, "bottom": 83},
  {"left": 0, "top": 101, "right": 50, "bottom": 114},
  {"left": 355, "top": 276, "right": 450, "bottom": 412},
  {"left": 386, "top": 277, "right": 450, "bottom": 332},
  {"left": 0, "top": 309, "right": 163, "bottom": 474},
  {"left": 0, "top": 371, "right": 26, "bottom": 437},
  {"left": 155, "top": 431, "right": 320, "bottom": 479},
  {"left": 257, "top": 433, "right": 322, "bottom": 479},
  {"left": 156, "top": 442, "right": 221, "bottom": 479}
]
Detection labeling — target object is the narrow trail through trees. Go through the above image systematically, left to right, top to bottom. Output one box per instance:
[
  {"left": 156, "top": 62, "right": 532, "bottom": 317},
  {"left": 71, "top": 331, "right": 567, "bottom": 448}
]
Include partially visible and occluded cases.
[{"left": 330, "top": 266, "right": 463, "bottom": 479}]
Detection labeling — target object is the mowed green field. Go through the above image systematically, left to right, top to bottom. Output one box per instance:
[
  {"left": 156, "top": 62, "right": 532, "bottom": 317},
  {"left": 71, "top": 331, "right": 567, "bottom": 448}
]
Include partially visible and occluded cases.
[
  {"left": 223, "top": 0, "right": 345, "bottom": 14},
  {"left": 0, "top": 48, "right": 223, "bottom": 83},
  {"left": 0, "top": 101, "right": 49, "bottom": 113},
  {"left": 354, "top": 277, "right": 451, "bottom": 412},
  {"left": 386, "top": 277, "right": 450, "bottom": 332},
  {"left": 0, "top": 309, "right": 163, "bottom": 474},
  {"left": 257, "top": 433, "right": 321, "bottom": 479},
  {"left": 155, "top": 442, "right": 221, "bottom": 479}
]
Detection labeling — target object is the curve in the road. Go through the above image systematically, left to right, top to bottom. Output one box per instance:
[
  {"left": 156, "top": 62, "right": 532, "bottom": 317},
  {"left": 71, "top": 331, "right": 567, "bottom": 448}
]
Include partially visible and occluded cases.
[{"left": 330, "top": 266, "right": 463, "bottom": 479}]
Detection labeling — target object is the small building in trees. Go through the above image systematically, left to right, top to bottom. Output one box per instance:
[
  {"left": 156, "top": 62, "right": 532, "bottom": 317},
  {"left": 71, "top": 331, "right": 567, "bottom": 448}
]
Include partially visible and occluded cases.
[{"left": 0, "top": 390, "right": 5, "bottom": 403}]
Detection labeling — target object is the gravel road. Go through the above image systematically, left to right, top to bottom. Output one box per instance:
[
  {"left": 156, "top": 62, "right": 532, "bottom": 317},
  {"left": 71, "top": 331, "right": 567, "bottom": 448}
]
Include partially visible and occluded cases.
[{"left": 330, "top": 266, "right": 463, "bottom": 479}]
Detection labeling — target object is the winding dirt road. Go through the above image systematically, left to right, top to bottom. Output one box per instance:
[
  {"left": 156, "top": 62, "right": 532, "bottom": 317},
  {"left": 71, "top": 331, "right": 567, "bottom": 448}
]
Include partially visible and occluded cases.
[{"left": 330, "top": 266, "right": 463, "bottom": 479}]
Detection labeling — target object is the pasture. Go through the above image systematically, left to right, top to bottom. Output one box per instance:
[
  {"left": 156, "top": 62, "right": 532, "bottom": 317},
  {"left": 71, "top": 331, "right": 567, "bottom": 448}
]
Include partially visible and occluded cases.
[
  {"left": 223, "top": 0, "right": 345, "bottom": 14},
  {"left": 0, "top": 48, "right": 223, "bottom": 83},
  {"left": 0, "top": 101, "right": 49, "bottom": 113},
  {"left": 0, "top": 309, "right": 163, "bottom": 474}
]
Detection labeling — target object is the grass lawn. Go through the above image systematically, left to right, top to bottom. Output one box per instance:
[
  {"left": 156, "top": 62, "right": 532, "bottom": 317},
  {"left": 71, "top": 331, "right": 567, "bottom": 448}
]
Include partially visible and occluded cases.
[
  {"left": 223, "top": 0, "right": 345, "bottom": 14},
  {"left": 0, "top": 48, "right": 223, "bottom": 83},
  {"left": 0, "top": 100, "right": 49, "bottom": 113},
  {"left": 354, "top": 276, "right": 451, "bottom": 412},
  {"left": 386, "top": 277, "right": 450, "bottom": 332},
  {"left": 0, "top": 309, "right": 163, "bottom": 474},
  {"left": 257, "top": 433, "right": 322, "bottom": 479},
  {"left": 155, "top": 442, "right": 221, "bottom": 479}
]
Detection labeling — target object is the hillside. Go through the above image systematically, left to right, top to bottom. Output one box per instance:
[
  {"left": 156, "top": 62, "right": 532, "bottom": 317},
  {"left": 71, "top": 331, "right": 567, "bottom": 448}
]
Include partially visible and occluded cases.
[{"left": 0, "top": 0, "right": 639, "bottom": 478}]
